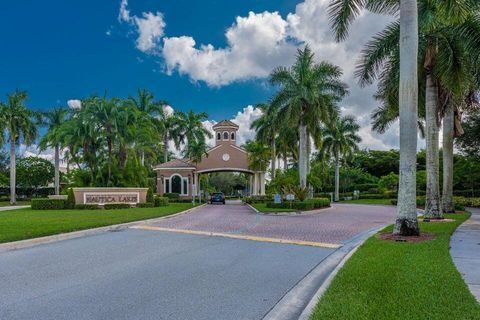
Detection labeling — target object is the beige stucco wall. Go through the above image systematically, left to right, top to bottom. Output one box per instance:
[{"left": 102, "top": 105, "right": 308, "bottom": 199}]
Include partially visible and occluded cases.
[
  {"left": 196, "top": 144, "right": 250, "bottom": 173},
  {"left": 155, "top": 169, "right": 194, "bottom": 196},
  {"left": 72, "top": 188, "right": 148, "bottom": 205}
]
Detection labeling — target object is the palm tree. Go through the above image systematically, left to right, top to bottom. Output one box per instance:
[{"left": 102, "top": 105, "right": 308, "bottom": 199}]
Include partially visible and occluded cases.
[
  {"left": 329, "top": 0, "right": 476, "bottom": 234},
  {"left": 356, "top": 2, "right": 480, "bottom": 219},
  {"left": 270, "top": 46, "right": 348, "bottom": 188},
  {"left": 127, "top": 89, "right": 167, "bottom": 165},
  {"left": 0, "top": 91, "right": 38, "bottom": 205},
  {"left": 251, "top": 103, "right": 279, "bottom": 178},
  {"left": 39, "top": 107, "right": 68, "bottom": 195},
  {"left": 176, "top": 110, "right": 212, "bottom": 153},
  {"left": 321, "top": 116, "right": 361, "bottom": 201},
  {"left": 184, "top": 139, "right": 209, "bottom": 164},
  {"left": 244, "top": 140, "right": 271, "bottom": 172}
]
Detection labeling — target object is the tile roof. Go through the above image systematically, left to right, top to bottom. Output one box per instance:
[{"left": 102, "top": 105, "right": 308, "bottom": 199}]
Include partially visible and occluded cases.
[
  {"left": 213, "top": 120, "right": 239, "bottom": 129},
  {"left": 154, "top": 158, "right": 196, "bottom": 169}
]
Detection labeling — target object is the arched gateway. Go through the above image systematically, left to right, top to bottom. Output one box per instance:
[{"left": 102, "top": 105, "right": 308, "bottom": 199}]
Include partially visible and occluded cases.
[{"left": 154, "top": 120, "right": 266, "bottom": 200}]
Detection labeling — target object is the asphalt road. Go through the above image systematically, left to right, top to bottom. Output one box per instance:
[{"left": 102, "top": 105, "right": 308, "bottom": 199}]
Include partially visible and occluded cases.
[
  {"left": 0, "top": 203, "right": 396, "bottom": 320},
  {"left": 0, "top": 228, "right": 334, "bottom": 320}
]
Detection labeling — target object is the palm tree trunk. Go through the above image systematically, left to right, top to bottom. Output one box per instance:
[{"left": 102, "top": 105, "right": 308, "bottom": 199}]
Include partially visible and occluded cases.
[
  {"left": 394, "top": 0, "right": 420, "bottom": 235},
  {"left": 424, "top": 74, "right": 442, "bottom": 219},
  {"left": 442, "top": 105, "right": 455, "bottom": 213},
  {"left": 298, "top": 120, "right": 308, "bottom": 188},
  {"left": 164, "top": 134, "right": 169, "bottom": 163},
  {"left": 306, "top": 134, "right": 311, "bottom": 174},
  {"left": 271, "top": 139, "right": 276, "bottom": 179},
  {"left": 9, "top": 140, "right": 16, "bottom": 205},
  {"left": 54, "top": 144, "right": 60, "bottom": 195},
  {"left": 141, "top": 151, "right": 145, "bottom": 166},
  {"left": 284, "top": 153, "right": 288, "bottom": 170},
  {"left": 334, "top": 154, "right": 340, "bottom": 202}
]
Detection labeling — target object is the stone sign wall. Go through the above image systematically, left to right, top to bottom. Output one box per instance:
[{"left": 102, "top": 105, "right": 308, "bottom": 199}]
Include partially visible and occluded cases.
[{"left": 72, "top": 188, "right": 148, "bottom": 205}]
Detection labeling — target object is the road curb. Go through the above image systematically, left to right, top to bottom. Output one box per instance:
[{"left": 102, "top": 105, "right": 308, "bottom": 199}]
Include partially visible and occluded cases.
[
  {"left": 0, "top": 203, "right": 206, "bottom": 253},
  {"left": 262, "top": 224, "right": 386, "bottom": 320}
]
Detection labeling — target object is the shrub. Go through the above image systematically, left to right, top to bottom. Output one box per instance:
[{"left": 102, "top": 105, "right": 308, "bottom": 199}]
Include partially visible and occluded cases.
[
  {"left": 354, "top": 183, "right": 378, "bottom": 192},
  {"left": 65, "top": 188, "right": 76, "bottom": 209},
  {"left": 146, "top": 188, "right": 154, "bottom": 204},
  {"left": 164, "top": 193, "right": 180, "bottom": 200},
  {"left": 360, "top": 193, "right": 389, "bottom": 199},
  {"left": 245, "top": 195, "right": 273, "bottom": 204},
  {"left": 454, "top": 196, "right": 480, "bottom": 208},
  {"left": 154, "top": 197, "right": 169, "bottom": 207},
  {"left": 31, "top": 198, "right": 65, "bottom": 210},
  {"left": 265, "top": 198, "right": 330, "bottom": 211},
  {"left": 138, "top": 202, "right": 154, "bottom": 208},
  {"left": 103, "top": 203, "right": 131, "bottom": 210},
  {"left": 74, "top": 204, "right": 98, "bottom": 210}
]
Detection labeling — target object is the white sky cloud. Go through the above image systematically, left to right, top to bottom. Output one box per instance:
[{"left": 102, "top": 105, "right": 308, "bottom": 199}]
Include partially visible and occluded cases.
[
  {"left": 116, "top": 0, "right": 416, "bottom": 150},
  {"left": 119, "top": 0, "right": 165, "bottom": 53},
  {"left": 67, "top": 99, "right": 82, "bottom": 109}
]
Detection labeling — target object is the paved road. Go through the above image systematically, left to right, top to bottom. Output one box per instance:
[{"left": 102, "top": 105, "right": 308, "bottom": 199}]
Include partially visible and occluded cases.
[
  {"left": 143, "top": 202, "right": 396, "bottom": 245},
  {"left": 0, "top": 203, "right": 395, "bottom": 320},
  {"left": 451, "top": 207, "right": 480, "bottom": 302}
]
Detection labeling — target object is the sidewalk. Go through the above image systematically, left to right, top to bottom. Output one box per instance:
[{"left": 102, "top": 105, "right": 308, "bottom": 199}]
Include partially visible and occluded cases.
[
  {"left": 0, "top": 205, "right": 30, "bottom": 212},
  {"left": 450, "top": 207, "right": 480, "bottom": 303}
]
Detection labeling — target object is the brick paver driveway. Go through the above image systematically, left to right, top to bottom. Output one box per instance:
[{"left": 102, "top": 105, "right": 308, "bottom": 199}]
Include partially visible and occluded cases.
[{"left": 140, "top": 202, "right": 396, "bottom": 245}]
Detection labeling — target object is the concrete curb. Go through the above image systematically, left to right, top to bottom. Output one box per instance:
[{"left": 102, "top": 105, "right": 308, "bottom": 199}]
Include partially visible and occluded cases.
[
  {"left": 245, "top": 202, "right": 332, "bottom": 216},
  {"left": 0, "top": 203, "right": 206, "bottom": 253},
  {"left": 0, "top": 205, "right": 30, "bottom": 212},
  {"left": 262, "top": 225, "right": 386, "bottom": 320}
]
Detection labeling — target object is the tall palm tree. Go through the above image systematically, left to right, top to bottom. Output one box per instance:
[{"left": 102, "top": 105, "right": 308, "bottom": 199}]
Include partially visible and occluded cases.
[
  {"left": 329, "top": 0, "right": 473, "bottom": 234},
  {"left": 356, "top": 2, "right": 480, "bottom": 219},
  {"left": 270, "top": 46, "right": 348, "bottom": 188},
  {"left": 127, "top": 89, "right": 167, "bottom": 165},
  {"left": 0, "top": 91, "right": 38, "bottom": 205},
  {"left": 251, "top": 103, "right": 279, "bottom": 178},
  {"left": 39, "top": 107, "right": 68, "bottom": 195},
  {"left": 176, "top": 110, "right": 212, "bottom": 153},
  {"left": 321, "top": 116, "right": 361, "bottom": 201},
  {"left": 184, "top": 139, "right": 209, "bottom": 164},
  {"left": 244, "top": 140, "right": 271, "bottom": 172}
]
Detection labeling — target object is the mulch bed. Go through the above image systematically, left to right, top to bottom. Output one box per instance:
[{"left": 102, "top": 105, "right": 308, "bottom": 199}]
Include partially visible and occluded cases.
[{"left": 378, "top": 232, "right": 437, "bottom": 243}]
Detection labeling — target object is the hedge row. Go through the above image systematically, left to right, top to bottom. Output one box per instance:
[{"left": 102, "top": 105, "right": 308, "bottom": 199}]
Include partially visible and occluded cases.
[
  {"left": 245, "top": 195, "right": 273, "bottom": 204},
  {"left": 390, "top": 196, "right": 466, "bottom": 210},
  {"left": 266, "top": 198, "right": 330, "bottom": 211},
  {"left": 31, "top": 199, "right": 65, "bottom": 210}
]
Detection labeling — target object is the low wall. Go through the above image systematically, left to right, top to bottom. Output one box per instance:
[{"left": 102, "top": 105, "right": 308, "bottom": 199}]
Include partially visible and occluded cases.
[{"left": 72, "top": 188, "right": 148, "bottom": 205}]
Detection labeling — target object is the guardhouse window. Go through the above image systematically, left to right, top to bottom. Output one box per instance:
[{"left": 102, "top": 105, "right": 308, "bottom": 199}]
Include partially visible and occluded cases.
[
  {"left": 223, "top": 131, "right": 229, "bottom": 140},
  {"left": 217, "top": 132, "right": 221, "bottom": 140},
  {"left": 231, "top": 132, "right": 235, "bottom": 140},
  {"left": 165, "top": 178, "right": 170, "bottom": 193},
  {"left": 183, "top": 178, "right": 188, "bottom": 195}
]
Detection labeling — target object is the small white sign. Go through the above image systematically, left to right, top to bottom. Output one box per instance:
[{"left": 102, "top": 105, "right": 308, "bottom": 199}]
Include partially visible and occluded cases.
[{"left": 286, "top": 194, "right": 295, "bottom": 201}]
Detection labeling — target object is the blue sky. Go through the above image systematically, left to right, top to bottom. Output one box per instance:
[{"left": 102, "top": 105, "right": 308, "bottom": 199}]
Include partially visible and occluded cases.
[
  {"left": 0, "top": 0, "right": 297, "bottom": 120},
  {"left": 1, "top": 0, "right": 403, "bottom": 151}
]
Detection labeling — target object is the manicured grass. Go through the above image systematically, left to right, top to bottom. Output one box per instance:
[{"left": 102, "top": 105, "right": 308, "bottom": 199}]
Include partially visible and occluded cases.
[
  {"left": 340, "top": 198, "right": 394, "bottom": 205},
  {"left": 0, "top": 200, "right": 31, "bottom": 207},
  {"left": 0, "top": 203, "right": 194, "bottom": 243},
  {"left": 250, "top": 203, "right": 297, "bottom": 213},
  {"left": 310, "top": 213, "right": 480, "bottom": 320}
]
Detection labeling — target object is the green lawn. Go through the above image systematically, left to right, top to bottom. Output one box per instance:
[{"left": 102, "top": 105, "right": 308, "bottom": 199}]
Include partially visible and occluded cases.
[
  {"left": 340, "top": 198, "right": 394, "bottom": 205},
  {"left": 0, "top": 200, "right": 31, "bottom": 207},
  {"left": 0, "top": 203, "right": 194, "bottom": 244},
  {"left": 250, "top": 203, "right": 297, "bottom": 213},
  {"left": 310, "top": 213, "right": 480, "bottom": 320}
]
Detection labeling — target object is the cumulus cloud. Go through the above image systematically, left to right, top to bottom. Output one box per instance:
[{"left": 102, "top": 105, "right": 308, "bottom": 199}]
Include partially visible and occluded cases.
[
  {"left": 117, "top": 0, "right": 410, "bottom": 149},
  {"left": 119, "top": 0, "right": 165, "bottom": 53},
  {"left": 162, "top": 11, "right": 297, "bottom": 86},
  {"left": 67, "top": 99, "right": 82, "bottom": 109}
]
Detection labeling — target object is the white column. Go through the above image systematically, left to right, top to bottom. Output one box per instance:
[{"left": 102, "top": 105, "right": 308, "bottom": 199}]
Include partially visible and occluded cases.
[
  {"left": 252, "top": 173, "right": 258, "bottom": 196},
  {"left": 260, "top": 173, "right": 266, "bottom": 195}
]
